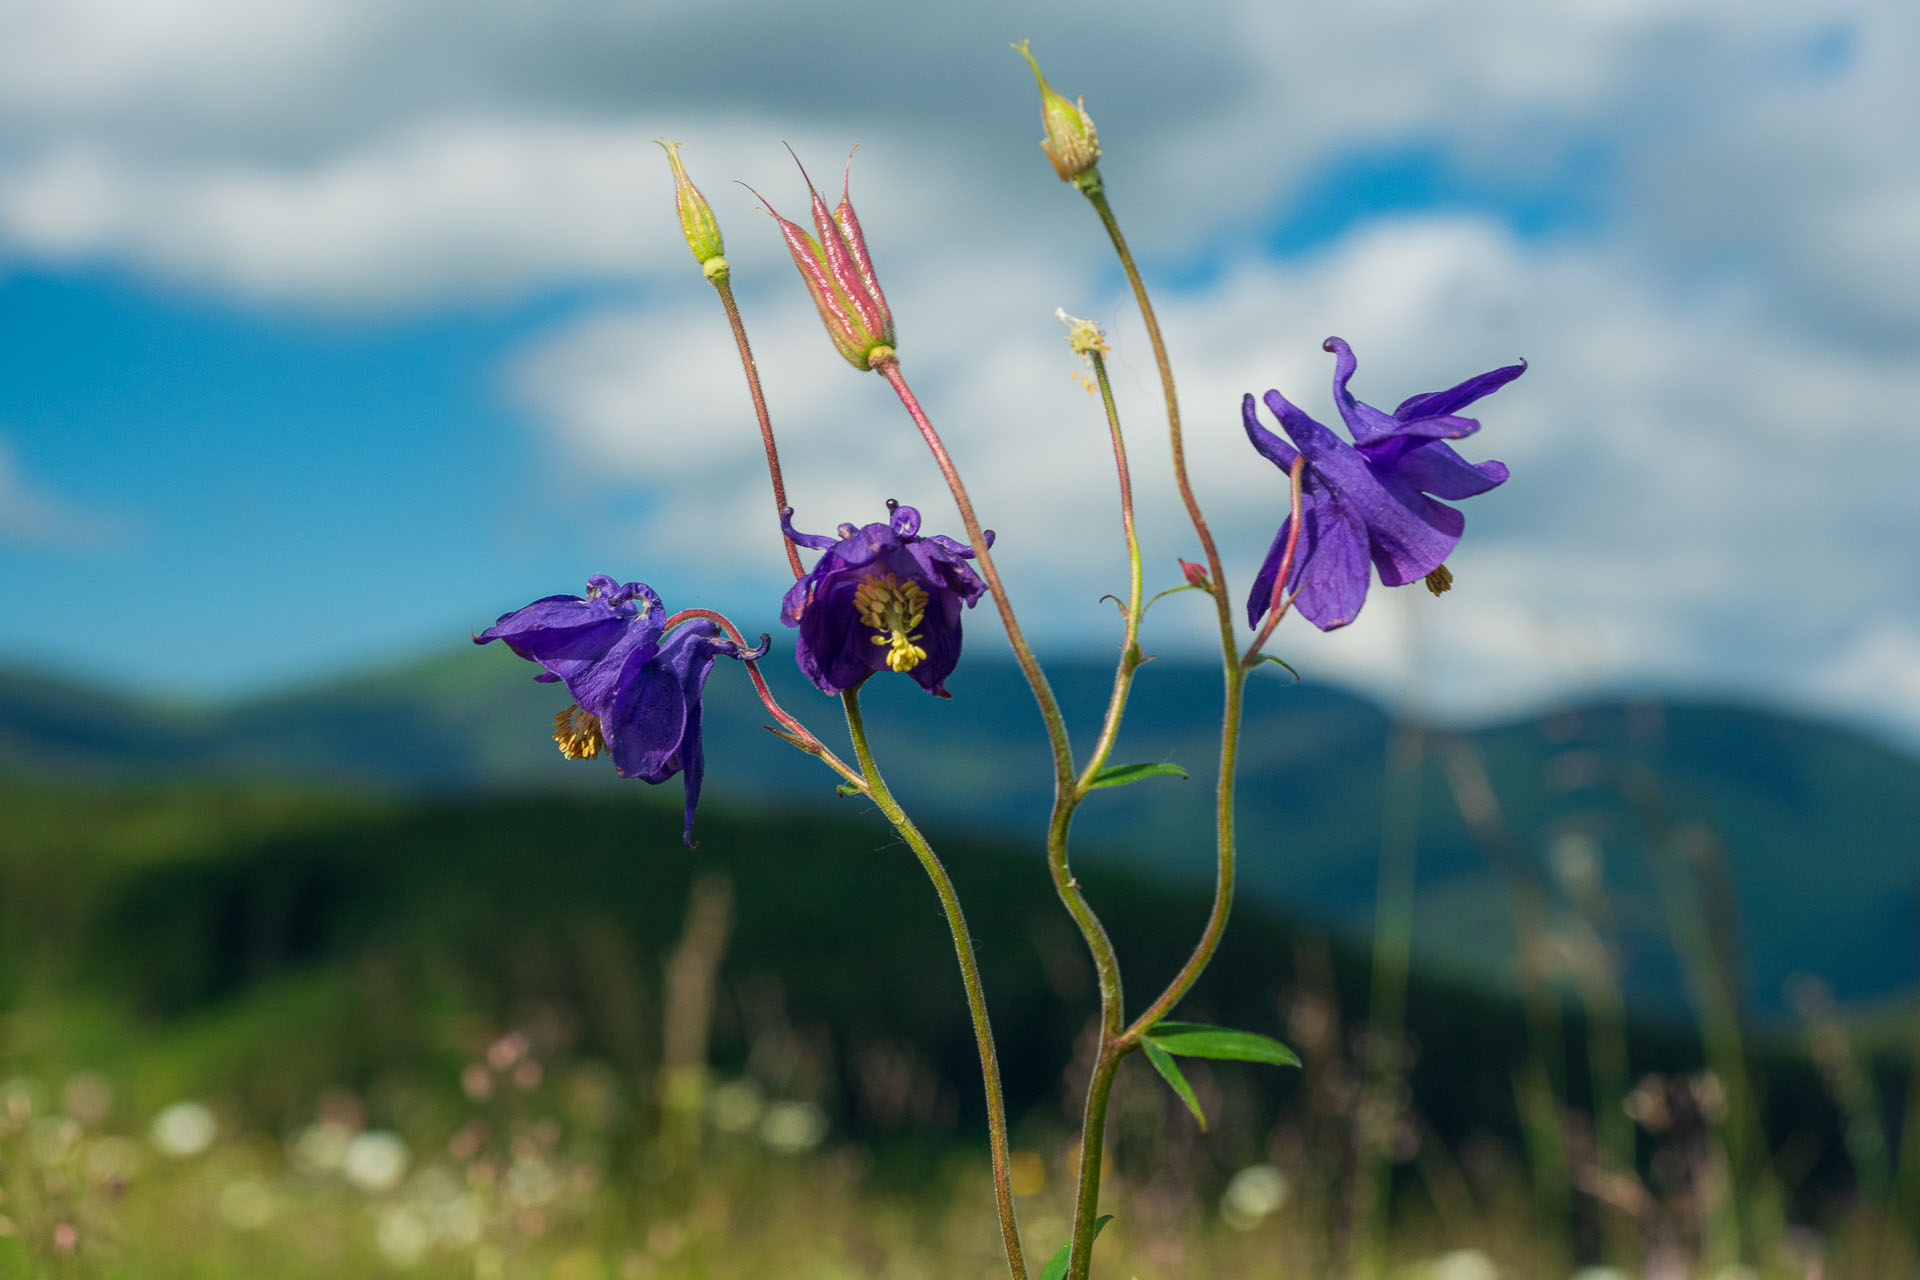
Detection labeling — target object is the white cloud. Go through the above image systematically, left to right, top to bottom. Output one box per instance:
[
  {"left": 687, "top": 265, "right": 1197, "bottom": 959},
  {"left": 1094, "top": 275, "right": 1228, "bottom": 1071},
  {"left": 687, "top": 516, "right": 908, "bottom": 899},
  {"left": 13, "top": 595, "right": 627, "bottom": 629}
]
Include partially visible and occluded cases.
[{"left": 504, "top": 206, "right": 1920, "bottom": 741}]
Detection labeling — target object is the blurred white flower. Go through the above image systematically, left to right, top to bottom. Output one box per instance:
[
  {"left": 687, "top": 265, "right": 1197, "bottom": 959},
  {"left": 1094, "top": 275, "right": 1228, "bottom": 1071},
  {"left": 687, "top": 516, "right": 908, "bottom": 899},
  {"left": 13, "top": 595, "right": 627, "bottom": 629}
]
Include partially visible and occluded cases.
[
  {"left": 707, "top": 1079, "right": 762, "bottom": 1135},
  {"left": 148, "top": 1101, "right": 217, "bottom": 1158},
  {"left": 759, "top": 1101, "right": 827, "bottom": 1154},
  {"left": 288, "top": 1119, "right": 355, "bottom": 1175},
  {"left": 343, "top": 1130, "right": 411, "bottom": 1194},
  {"left": 83, "top": 1135, "right": 141, "bottom": 1184},
  {"left": 506, "top": 1156, "right": 558, "bottom": 1208},
  {"left": 1220, "top": 1163, "right": 1290, "bottom": 1230},
  {"left": 218, "top": 1179, "right": 274, "bottom": 1231},
  {"left": 376, "top": 1205, "right": 432, "bottom": 1267},
  {"left": 1428, "top": 1250, "right": 1498, "bottom": 1280}
]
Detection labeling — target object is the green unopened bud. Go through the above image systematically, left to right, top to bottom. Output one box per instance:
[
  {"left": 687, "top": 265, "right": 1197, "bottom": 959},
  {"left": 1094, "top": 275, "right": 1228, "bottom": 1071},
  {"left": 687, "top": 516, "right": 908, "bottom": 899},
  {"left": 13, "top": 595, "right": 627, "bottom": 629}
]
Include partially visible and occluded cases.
[
  {"left": 1012, "top": 40, "right": 1100, "bottom": 184},
  {"left": 656, "top": 139, "right": 726, "bottom": 274}
]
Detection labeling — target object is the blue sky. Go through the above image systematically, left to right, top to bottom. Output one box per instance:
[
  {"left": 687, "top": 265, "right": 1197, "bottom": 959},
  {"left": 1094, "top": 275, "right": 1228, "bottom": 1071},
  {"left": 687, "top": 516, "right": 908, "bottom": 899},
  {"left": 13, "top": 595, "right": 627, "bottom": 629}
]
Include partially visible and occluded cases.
[{"left": 2, "top": 0, "right": 1916, "bottom": 746}]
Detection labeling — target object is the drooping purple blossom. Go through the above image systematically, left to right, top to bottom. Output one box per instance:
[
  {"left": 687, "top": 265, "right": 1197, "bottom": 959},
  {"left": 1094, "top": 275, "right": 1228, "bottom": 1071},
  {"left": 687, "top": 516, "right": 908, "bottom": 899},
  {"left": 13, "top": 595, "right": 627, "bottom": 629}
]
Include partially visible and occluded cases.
[
  {"left": 1243, "top": 337, "right": 1523, "bottom": 631},
  {"left": 781, "top": 501, "right": 990, "bottom": 698},
  {"left": 474, "top": 575, "right": 757, "bottom": 845}
]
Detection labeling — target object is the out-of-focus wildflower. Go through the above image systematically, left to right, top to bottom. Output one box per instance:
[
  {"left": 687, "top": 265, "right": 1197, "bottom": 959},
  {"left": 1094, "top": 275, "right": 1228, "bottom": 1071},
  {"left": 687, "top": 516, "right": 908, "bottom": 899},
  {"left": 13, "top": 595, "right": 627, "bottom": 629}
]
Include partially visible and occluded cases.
[
  {"left": 1012, "top": 41, "right": 1100, "bottom": 184},
  {"left": 655, "top": 139, "right": 727, "bottom": 280},
  {"left": 750, "top": 151, "right": 895, "bottom": 369},
  {"left": 1242, "top": 338, "right": 1523, "bottom": 631},
  {"left": 781, "top": 502, "right": 989, "bottom": 698},
  {"left": 475, "top": 576, "right": 761, "bottom": 844},
  {"left": 60, "top": 1074, "right": 112, "bottom": 1128},
  {"left": 708, "top": 1079, "right": 764, "bottom": 1135},
  {"left": 758, "top": 1100, "right": 828, "bottom": 1154},
  {"left": 148, "top": 1101, "right": 217, "bottom": 1158},
  {"left": 289, "top": 1119, "right": 356, "bottom": 1175},
  {"left": 343, "top": 1130, "right": 411, "bottom": 1194},
  {"left": 1008, "top": 1150, "right": 1046, "bottom": 1197},
  {"left": 1220, "top": 1163, "right": 1289, "bottom": 1230},
  {"left": 217, "top": 1179, "right": 274, "bottom": 1230},
  {"left": 376, "top": 1204, "right": 433, "bottom": 1267},
  {"left": 1425, "top": 1249, "right": 1500, "bottom": 1280}
]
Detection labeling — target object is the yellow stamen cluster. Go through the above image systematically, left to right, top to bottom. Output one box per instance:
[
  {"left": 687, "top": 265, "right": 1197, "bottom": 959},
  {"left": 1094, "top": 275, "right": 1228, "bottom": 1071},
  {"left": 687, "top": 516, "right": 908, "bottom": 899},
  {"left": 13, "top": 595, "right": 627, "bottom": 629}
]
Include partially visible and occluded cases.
[
  {"left": 1424, "top": 564, "right": 1454, "bottom": 597},
  {"left": 854, "top": 572, "right": 930, "bottom": 673},
  {"left": 552, "top": 704, "right": 607, "bottom": 760}
]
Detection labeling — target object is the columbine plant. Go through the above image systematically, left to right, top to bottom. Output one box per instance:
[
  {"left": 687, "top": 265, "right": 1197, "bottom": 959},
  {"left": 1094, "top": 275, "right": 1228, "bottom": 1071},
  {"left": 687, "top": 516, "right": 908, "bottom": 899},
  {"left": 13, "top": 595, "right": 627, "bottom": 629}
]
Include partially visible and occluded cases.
[{"left": 484, "top": 49, "right": 1522, "bottom": 1280}]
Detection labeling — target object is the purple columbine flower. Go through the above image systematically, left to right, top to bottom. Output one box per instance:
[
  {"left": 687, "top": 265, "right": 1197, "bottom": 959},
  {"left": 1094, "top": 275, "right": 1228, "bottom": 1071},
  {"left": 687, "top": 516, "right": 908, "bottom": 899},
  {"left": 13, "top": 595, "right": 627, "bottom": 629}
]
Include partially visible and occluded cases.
[
  {"left": 1243, "top": 337, "right": 1524, "bottom": 631},
  {"left": 781, "top": 501, "right": 990, "bottom": 698},
  {"left": 474, "top": 575, "right": 757, "bottom": 845}
]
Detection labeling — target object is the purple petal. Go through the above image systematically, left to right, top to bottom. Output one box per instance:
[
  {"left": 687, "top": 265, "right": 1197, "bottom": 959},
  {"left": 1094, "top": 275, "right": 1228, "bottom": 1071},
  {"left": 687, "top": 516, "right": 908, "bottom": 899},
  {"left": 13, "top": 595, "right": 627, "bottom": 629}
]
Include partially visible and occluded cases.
[
  {"left": 1323, "top": 337, "right": 1402, "bottom": 445},
  {"left": 1393, "top": 358, "right": 1527, "bottom": 421},
  {"left": 1267, "top": 388, "right": 1463, "bottom": 593},
  {"left": 1242, "top": 393, "right": 1299, "bottom": 470},
  {"left": 1390, "top": 440, "right": 1509, "bottom": 500},
  {"left": 1288, "top": 485, "right": 1374, "bottom": 631},
  {"left": 888, "top": 501, "right": 921, "bottom": 537},
  {"left": 782, "top": 508, "right": 839, "bottom": 551}
]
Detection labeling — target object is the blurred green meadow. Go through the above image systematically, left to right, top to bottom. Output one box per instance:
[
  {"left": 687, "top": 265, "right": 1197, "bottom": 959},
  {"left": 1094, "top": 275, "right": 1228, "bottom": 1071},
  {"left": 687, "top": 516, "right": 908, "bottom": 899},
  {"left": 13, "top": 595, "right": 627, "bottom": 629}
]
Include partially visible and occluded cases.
[{"left": 2, "top": 652, "right": 1918, "bottom": 1277}]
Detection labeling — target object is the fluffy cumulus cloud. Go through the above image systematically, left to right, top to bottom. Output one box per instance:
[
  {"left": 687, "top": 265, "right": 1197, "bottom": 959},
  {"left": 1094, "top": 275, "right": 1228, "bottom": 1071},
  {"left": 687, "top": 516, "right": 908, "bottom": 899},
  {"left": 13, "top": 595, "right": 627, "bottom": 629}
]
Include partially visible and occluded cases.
[{"left": 2, "top": 0, "right": 1915, "bottom": 739}]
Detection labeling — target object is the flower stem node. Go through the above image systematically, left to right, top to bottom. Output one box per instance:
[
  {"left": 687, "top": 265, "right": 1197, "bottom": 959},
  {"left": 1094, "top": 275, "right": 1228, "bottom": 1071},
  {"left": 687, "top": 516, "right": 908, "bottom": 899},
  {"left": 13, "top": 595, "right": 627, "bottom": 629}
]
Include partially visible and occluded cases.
[
  {"left": 1012, "top": 40, "right": 1101, "bottom": 184},
  {"left": 656, "top": 139, "right": 727, "bottom": 273},
  {"left": 750, "top": 149, "right": 896, "bottom": 370}
]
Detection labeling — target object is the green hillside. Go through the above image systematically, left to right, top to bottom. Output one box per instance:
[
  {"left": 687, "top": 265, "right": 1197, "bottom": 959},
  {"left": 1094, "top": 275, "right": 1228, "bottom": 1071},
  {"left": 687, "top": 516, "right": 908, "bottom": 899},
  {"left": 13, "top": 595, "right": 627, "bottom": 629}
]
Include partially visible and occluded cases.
[{"left": 4, "top": 650, "right": 1916, "bottom": 1018}]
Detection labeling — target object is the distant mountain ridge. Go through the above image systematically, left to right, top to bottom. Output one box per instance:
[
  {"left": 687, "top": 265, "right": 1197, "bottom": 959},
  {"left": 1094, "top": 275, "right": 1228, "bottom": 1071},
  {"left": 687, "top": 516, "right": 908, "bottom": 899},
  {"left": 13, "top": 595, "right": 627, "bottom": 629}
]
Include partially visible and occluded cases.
[{"left": 3, "top": 648, "right": 1917, "bottom": 1018}]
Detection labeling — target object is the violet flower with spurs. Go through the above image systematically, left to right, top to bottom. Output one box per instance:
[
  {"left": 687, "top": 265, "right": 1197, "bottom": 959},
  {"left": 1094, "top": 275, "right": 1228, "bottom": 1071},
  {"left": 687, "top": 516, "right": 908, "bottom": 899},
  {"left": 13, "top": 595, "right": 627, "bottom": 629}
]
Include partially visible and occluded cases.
[
  {"left": 1243, "top": 337, "right": 1525, "bottom": 632},
  {"left": 781, "top": 501, "right": 990, "bottom": 698},
  {"left": 473, "top": 575, "right": 760, "bottom": 844}
]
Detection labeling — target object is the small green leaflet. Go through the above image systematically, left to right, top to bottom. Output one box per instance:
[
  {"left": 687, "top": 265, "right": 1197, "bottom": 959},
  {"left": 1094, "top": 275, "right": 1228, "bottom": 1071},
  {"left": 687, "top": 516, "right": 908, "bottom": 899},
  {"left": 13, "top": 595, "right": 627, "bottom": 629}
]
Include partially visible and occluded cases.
[
  {"left": 1258, "top": 654, "right": 1301, "bottom": 681},
  {"left": 1086, "top": 762, "right": 1188, "bottom": 790},
  {"left": 1145, "top": 1021, "right": 1300, "bottom": 1067},
  {"left": 1141, "top": 1037, "right": 1207, "bottom": 1130},
  {"left": 1037, "top": 1215, "right": 1114, "bottom": 1280}
]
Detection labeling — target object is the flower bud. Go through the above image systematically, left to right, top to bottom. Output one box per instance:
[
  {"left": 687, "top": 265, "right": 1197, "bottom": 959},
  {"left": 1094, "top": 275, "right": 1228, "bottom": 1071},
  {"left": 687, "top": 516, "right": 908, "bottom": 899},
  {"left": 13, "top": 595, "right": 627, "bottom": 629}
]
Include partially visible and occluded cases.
[
  {"left": 1012, "top": 41, "right": 1100, "bottom": 185},
  {"left": 656, "top": 139, "right": 728, "bottom": 281},
  {"left": 749, "top": 149, "right": 896, "bottom": 370},
  {"left": 1179, "top": 558, "right": 1213, "bottom": 591}
]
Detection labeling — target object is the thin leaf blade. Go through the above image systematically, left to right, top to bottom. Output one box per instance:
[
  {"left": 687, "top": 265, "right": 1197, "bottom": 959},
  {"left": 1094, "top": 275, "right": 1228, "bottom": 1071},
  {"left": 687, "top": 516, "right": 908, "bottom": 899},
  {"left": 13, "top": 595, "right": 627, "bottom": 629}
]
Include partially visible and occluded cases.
[
  {"left": 1086, "top": 762, "right": 1188, "bottom": 790},
  {"left": 1146, "top": 1021, "right": 1300, "bottom": 1067},
  {"left": 1142, "top": 1038, "right": 1208, "bottom": 1130},
  {"left": 1037, "top": 1215, "right": 1114, "bottom": 1280}
]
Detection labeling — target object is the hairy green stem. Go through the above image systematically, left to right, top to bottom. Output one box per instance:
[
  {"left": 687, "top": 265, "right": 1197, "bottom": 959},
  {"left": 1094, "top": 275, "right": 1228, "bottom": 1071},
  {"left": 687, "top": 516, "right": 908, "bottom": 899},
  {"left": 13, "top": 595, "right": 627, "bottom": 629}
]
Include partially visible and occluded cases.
[
  {"left": 1063, "top": 175, "right": 1253, "bottom": 1280},
  {"left": 1077, "top": 347, "right": 1145, "bottom": 784},
  {"left": 842, "top": 688, "right": 1027, "bottom": 1280}
]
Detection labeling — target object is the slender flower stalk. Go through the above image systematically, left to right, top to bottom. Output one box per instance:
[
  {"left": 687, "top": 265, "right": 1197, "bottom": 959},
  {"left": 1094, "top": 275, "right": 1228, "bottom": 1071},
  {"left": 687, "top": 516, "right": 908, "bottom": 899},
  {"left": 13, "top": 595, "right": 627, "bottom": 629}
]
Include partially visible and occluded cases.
[
  {"left": 712, "top": 277, "right": 805, "bottom": 579},
  {"left": 1061, "top": 314, "right": 1145, "bottom": 785},
  {"left": 871, "top": 355, "right": 1076, "bottom": 791},
  {"left": 1240, "top": 455, "right": 1307, "bottom": 667},
  {"left": 661, "top": 607, "right": 864, "bottom": 792},
  {"left": 842, "top": 687, "right": 1027, "bottom": 1280}
]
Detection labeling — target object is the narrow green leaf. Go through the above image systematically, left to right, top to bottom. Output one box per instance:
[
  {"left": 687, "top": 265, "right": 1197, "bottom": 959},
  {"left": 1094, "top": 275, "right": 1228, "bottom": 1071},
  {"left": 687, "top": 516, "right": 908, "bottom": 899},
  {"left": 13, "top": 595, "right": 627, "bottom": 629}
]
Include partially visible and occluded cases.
[
  {"left": 1259, "top": 654, "right": 1301, "bottom": 681},
  {"left": 1086, "top": 761, "right": 1189, "bottom": 790},
  {"left": 834, "top": 782, "right": 863, "bottom": 797},
  {"left": 1146, "top": 1021, "right": 1301, "bottom": 1067},
  {"left": 1142, "top": 1038, "right": 1207, "bottom": 1130},
  {"left": 1037, "top": 1215, "right": 1115, "bottom": 1280}
]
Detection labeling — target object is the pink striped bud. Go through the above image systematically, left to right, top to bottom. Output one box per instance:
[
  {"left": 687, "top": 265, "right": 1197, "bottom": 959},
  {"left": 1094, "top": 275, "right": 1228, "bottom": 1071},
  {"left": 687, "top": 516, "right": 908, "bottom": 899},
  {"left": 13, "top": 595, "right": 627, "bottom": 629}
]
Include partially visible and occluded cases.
[{"left": 749, "top": 148, "right": 895, "bottom": 370}]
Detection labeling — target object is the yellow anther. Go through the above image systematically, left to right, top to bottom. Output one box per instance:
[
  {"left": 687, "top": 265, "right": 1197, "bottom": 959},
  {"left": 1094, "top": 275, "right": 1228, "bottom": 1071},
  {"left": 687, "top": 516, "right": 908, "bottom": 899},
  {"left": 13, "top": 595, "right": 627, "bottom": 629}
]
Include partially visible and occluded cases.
[
  {"left": 1424, "top": 564, "right": 1454, "bottom": 597},
  {"left": 854, "top": 572, "right": 930, "bottom": 673},
  {"left": 552, "top": 705, "right": 607, "bottom": 760}
]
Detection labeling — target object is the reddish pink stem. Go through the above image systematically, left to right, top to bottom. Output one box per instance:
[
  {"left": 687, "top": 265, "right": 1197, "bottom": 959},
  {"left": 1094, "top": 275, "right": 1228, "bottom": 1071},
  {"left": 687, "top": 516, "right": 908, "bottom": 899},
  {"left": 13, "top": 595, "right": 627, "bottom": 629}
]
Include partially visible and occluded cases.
[
  {"left": 1241, "top": 455, "right": 1307, "bottom": 668},
  {"left": 665, "top": 607, "right": 864, "bottom": 789}
]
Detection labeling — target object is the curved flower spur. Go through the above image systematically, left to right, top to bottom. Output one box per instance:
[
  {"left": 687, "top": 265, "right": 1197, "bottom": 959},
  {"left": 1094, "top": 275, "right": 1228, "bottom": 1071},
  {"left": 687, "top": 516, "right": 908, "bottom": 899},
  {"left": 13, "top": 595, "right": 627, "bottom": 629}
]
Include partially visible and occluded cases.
[
  {"left": 1242, "top": 337, "right": 1525, "bottom": 632},
  {"left": 780, "top": 501, "right": 990, "bottom": 699},
  {"left": 473, "top": 575, "right": 764, "bottom": 845}
]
